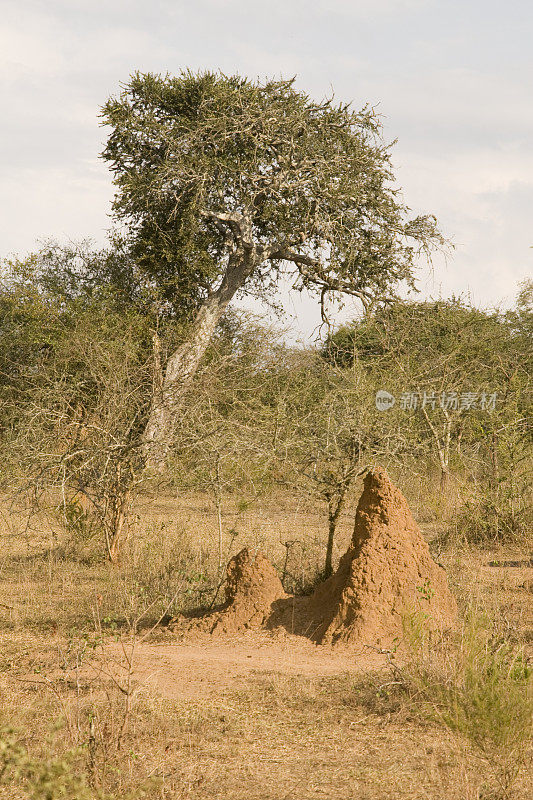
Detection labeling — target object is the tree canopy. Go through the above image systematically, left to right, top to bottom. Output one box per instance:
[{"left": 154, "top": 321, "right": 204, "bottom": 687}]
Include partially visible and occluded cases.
[{"left": 101, "top": 70, "right": 442, "bottom": 318}]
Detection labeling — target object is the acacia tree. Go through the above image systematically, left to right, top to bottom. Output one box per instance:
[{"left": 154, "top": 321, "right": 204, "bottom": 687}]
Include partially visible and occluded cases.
[
  {"left": 101, "top": 70, "right": 442, "bottom": 470},
  {"left": 0, "top": 247, "right": 155, "bottom": 563},
  {"left": 326, "top": 297, "right": 531, "bottom": 493},
  {"left": 269, "top": 349, "right": 406, "bottom": 577}
]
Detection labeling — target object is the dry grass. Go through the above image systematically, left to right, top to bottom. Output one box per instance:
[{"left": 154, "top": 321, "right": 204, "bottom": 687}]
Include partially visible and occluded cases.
[{"left": 1, "top": 487, "right": 532, "bottom": 799}]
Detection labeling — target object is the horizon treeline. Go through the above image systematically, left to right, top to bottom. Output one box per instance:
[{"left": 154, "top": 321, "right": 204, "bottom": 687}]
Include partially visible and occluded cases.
[{"left": 0, "top": 242, "right": 531, "bottom": 566}]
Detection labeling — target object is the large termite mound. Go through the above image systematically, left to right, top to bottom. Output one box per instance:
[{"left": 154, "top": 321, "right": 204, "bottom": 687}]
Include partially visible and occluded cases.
[
  {"left": 298, "top": 467, "right": 458, "bottom": 646},
  {"left": 175, "top": 469, "right": 457, "bottom": 647},
  {"left": 191, "top": 547, "right": 286, "bottom": 635}
]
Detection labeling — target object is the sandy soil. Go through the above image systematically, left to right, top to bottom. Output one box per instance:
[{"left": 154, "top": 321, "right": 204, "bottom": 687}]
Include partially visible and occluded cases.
[{"left": 104, "top": 630, "right": 387, "bottom": 701}]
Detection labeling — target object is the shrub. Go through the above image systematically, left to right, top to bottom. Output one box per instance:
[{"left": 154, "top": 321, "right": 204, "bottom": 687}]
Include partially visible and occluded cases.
[
  {"left": 449, "top": 484, "right": 532, "bottom": 547},
  {"left": 402, "top": 609, "right": 533, "bottom": 799},
  {"left": 0, "top": 727, "right": 96, "bottom": 800}
]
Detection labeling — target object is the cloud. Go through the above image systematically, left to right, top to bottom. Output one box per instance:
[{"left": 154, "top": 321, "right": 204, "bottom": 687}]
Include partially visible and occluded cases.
[
  {"left": 198, "top": 0, "right": 432, "bottom": 16},
  {"left": 0, "top": 20, "right": 65, "bottom": 78},
  {"left": 0, "top": 164, "right": 112, "bottom": 259}
]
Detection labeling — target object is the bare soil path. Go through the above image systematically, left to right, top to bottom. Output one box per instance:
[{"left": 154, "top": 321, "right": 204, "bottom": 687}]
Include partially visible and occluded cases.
[{"left": 107, "top": 631, "right": 387, "bottom": 702}]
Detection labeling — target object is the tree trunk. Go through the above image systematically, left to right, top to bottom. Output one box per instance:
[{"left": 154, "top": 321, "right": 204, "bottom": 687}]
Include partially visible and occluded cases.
[
  {"left": 143, "top": 250, "right": 255, "bottom": 471},
  {"left": 143, "top": 296, "right": 227, "bottom": 470},
  {"left": 420, "top": 405, "right": 452, "bottom": 497},
  {"left": 439, "top": 418, "right": 452, "bottom": 495},
  {"left": 490, "top": 431, "right": 500, "bottom": 489},
  {"left": 213, "top": 453, "right": 224, "bottom": 570},
  {"left": 324, "top": 487, "right": 349, "bottom": 578},
  {"left": 107, "top": 489, "right": 130, "bottom": 564},
  {"left": 108, "top": 511, "right": 127, "bottom": 564},
  {"left": 324, "top": 514, "right": 337, "bottom": 580}
]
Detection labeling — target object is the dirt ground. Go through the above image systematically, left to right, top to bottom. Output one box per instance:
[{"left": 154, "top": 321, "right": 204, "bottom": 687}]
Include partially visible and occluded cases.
[
  {"left": 0, "top": 488, "right": 532, "bottom": 799},
  {"left": 105, "top": 630, "right": 387, "bottom": 701}
]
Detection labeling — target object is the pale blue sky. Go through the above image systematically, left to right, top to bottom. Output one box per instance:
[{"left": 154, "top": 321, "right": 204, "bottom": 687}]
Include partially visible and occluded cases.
[{"left": 1, "top": 0, "right": 531, "bottom": 340}]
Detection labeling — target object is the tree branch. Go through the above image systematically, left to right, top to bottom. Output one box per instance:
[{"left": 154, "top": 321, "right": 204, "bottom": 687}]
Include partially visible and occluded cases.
[{"left": 272, "top": 246, "right": 373, "bottom": 306}]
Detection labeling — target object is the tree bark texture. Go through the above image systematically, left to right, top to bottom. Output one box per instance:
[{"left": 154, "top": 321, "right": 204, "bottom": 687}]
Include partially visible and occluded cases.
[
  {"left": 143, "top": 249, "right": 255, "bottom": 471},
  {"left": 106, "top": 488, "right": 130, "bottom": 564}
]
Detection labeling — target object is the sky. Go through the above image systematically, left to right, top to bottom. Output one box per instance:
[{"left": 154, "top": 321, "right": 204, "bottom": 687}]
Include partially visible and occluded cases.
[{"left": 1, "top": 0, "right": 532, "bottom": 342}]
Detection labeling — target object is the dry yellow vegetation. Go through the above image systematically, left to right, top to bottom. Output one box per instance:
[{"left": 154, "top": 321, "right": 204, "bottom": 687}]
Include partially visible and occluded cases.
[{"left": 0, "top": 486, "right": 531, "bottom": 799}]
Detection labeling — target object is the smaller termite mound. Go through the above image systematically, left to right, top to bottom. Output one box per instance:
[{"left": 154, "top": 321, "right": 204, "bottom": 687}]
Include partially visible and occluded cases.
[{"left": 188, "top": 548, "right": 287, "bottom": 635}]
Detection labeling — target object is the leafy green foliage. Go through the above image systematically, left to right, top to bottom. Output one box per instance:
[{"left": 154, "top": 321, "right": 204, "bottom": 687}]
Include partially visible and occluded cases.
[
  {"left": 101, "top": 70, "right": 442, "bottom": 316},
  {"left": 0, "top": 248, "right": 157, "bottom": 556},
  {"left": 325, "top": 297, "right": 521, "bottom": 376},
  {"left": 0, "top": 726, "right": 98, "bottom": 799}
]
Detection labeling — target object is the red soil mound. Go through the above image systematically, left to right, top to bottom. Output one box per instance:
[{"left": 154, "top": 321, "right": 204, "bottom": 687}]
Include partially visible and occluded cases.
[
  {"left": 302, "top": 468, "right": 457, "bottom": 646},
  {"left": 175, "top": 469, "right": 457, "bottom": 648},
  {"left": 192, "top": 547, "right": 286, "bottom": 635}
]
